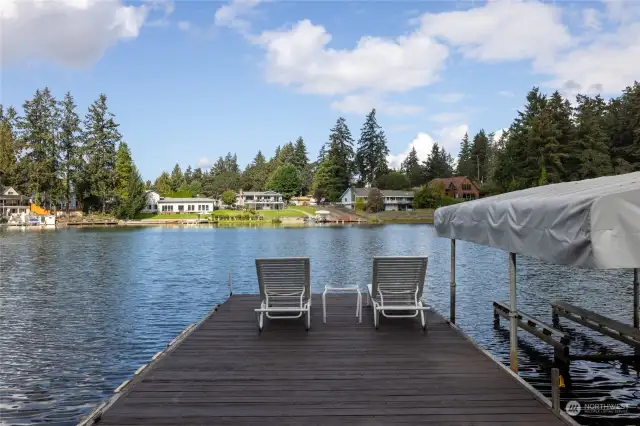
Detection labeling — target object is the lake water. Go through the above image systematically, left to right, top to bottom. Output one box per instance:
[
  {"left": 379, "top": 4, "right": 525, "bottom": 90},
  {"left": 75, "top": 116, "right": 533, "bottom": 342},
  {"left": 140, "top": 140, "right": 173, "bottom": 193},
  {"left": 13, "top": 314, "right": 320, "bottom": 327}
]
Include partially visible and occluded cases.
[{"left": 0, "top": 225, "right": 638, "bottom": 425}]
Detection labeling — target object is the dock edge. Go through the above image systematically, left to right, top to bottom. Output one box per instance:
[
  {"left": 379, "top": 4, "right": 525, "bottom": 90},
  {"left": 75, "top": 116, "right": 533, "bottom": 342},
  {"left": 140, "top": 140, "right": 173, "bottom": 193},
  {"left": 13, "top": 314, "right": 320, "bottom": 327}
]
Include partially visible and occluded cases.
[{"left": 76, "top": 303, "right": 221, "bottom": 426}]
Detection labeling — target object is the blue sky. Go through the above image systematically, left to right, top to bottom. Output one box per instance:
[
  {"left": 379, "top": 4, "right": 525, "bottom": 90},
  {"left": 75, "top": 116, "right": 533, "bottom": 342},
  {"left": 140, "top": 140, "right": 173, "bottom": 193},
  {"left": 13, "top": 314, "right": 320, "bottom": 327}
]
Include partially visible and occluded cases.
[{"left": 2, "top": 0, "right": 639, "bottom": 181}]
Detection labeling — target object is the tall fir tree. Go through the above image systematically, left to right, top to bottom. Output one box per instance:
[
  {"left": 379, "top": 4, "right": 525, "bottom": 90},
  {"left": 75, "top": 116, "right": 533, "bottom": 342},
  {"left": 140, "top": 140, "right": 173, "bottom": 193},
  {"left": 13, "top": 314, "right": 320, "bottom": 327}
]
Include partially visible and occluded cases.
[
  {"left": 18, "top": 88, "right": 60, "bottom": 206},
  {"left": 58, "top": 92, "right": 82, "bottom": 212},
  {"left": 83, "top": 94, "right": 120, "bottom": 213},
  {"left": 570, "top": 94, "right": 612, "bottom": 180},
  {"left": 355, "top": 109, "right": 389, "bottom": 186},
  {"left": 314, "top": 117, "right": 355, "bottom": 201},
  {"left": 0, "top": 119, "right": 16, "bottom": 187},
  {"left": 470, "top": 130, "right": 490, "bottom": 183},
  {"left": 456, "top": 133, "right": 474, "bottom": 177},
  {"left": 115, "top": 142, "right": 134, "bottom": 200},
  {"left": 422, "top": 143, "right": 453, "bottom": 182},
  {"left": 400, "top": 146, "right": 423, "bottom": 187},
  {"left": 170, "top": 163, "right": 183, "bottom": 192}
]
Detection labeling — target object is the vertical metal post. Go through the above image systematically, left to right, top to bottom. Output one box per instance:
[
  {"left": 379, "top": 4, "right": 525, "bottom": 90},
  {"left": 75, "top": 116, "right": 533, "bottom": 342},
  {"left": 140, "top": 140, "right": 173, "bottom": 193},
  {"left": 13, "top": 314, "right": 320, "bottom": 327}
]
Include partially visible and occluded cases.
[
  {"left": 450, "top": 239, "right": 456, "bottom": 324},
  {"left": 509, "top": 252, "right": 518, "bottom": 373},
  {"left": 634, "top": 268, "right": 639, "bottom": 329},
  {"left": 228, "top": 271, "right": 233, "bottom": 296},
  {"left": 551, "top": 368, "right": 560, "bottom": 414}
]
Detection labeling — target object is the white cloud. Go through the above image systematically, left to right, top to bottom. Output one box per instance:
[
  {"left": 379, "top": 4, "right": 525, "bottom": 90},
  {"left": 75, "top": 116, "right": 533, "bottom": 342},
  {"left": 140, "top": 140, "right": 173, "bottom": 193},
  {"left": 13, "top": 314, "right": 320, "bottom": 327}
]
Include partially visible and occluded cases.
[
  {"left": 1, "top": 0, "right": 150, "bottom": 67},
  {"left": 144, "top": 0, "right": 175, "bottom": 27},
  {"left": 215, "top": 0, "right": 263, "bottom": 33},
  {"left": 419, "top": 0, "right": 571, "bottom": 64},
  {"left": 254, "top": 20, "right": 449, "bottom": 97},
  {"left": 498, "top": 90, "right": 514, "bottom": 97},
  {"left": 436, "top": 92, "right": 466, "bottom": 103},
  {"left": 330, "top": 94, "right": 423, "bottom": 116},
  {"left": 387, "top": 123, "right": 468, "bottom": 169},
  {"left": 437, "top": 124, "right": 468, "bottom": 155},
  {"left": 493, "top": 127, "right": 508, "bottom": 143},
  {"left": 387, "top": 132, "right": 435, "bottom": 170},
  {"left": 197, "top": 157, "right": 215, "bottom": 169}
]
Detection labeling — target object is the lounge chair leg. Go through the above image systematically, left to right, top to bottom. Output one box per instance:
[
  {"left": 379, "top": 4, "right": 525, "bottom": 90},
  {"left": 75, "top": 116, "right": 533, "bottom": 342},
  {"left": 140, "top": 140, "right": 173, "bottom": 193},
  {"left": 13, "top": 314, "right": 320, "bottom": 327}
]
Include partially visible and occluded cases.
[
  {"left": 373, "top": 308, "right": 379, "bottom": 329},
  {"left": 306, "top": 310, "right": 311, "bottom": 331},
  {"left": 420, "top": 310, "right": 426, "bottom": 331},
  {"left": 256, "top": 312, "right": 264, "bottom": 332}
]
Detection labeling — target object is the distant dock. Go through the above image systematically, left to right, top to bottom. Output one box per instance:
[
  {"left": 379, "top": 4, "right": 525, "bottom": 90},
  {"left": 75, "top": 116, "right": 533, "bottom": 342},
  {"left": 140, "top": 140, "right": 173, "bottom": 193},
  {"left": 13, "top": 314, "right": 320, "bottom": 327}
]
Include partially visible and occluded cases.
[{"left": 80, "top": 294, "right": 575, "bottom": 425}]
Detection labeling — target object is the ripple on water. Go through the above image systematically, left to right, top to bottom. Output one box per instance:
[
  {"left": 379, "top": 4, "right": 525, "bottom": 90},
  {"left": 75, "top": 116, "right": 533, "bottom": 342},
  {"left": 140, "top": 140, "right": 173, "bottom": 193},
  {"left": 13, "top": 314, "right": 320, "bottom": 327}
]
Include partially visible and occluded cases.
[{"left": 0, "top": 225, "right": 638, "bottom": 425}]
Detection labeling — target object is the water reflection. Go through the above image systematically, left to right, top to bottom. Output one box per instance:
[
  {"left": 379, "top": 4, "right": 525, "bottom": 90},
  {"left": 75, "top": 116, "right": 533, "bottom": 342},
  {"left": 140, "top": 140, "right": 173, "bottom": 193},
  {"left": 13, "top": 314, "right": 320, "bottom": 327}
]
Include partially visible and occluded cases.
[{"left": 0, "top": 225, "right": 637, "bottom": 425}]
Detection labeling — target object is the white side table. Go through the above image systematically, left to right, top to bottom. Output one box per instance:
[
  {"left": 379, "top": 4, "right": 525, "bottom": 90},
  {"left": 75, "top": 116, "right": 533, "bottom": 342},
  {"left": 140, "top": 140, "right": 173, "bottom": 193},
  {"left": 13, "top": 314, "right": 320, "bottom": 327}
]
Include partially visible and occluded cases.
[{"left": 322, "top": 286, "right": 362, "bottom": 323}]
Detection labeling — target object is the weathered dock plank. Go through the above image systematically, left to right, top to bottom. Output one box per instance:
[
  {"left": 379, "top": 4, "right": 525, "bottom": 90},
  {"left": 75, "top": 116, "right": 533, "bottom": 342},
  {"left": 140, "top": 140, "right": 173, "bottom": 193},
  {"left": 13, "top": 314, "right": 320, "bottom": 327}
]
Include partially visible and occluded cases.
[{"left": 90, "top": 294, "right": 570, "bottom": 425}]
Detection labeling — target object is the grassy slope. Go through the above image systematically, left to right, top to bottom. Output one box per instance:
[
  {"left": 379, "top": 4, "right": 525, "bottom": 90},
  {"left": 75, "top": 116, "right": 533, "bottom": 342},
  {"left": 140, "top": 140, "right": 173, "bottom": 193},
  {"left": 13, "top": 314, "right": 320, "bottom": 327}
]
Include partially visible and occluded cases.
[{"left": 363, "top": 209, "right": 435, "bottom": 224}]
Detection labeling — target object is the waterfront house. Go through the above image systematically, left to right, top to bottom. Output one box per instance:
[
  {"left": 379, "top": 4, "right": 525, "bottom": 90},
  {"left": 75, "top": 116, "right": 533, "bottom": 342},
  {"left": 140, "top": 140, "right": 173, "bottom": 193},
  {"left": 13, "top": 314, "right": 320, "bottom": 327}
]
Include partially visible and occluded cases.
[
  {"left": 430, "top": 176, "right": 480, "bottom": 200},
  {"left": 0, "top": 186, "right": 31, "bottom": 217},
  {"left": 340, "top": 187, "right": 414, "bottom": 211},
  {"left": 142, "top": 190, "right": 161, "bottom": 213},
  {"left": 236, "top": 190, "right": 284, "bottom": 210},
  {"left": 156, "top": 196, "right": 217, "bottom": 214}
]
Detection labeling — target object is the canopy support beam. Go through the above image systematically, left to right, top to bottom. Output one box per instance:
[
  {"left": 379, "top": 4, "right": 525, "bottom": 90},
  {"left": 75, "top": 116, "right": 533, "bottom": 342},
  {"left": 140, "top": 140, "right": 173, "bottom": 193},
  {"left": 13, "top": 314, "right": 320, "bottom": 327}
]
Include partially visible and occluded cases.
[
  {"left": 450, "top": 239, "right": 456, "bottom": 324},
  {"left": 509, "top": 252, "right": 518, "bottom": 373},
  {"left": 634, "top": 268, "right": 639, "bottom": 329}
]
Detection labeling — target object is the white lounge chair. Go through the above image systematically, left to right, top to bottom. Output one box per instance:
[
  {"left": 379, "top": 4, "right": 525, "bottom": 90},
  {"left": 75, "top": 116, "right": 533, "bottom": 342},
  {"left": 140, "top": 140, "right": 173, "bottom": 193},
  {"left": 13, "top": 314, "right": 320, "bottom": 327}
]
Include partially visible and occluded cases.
[
  {"left": 367, "top": 256, "right": 430, "bottom": 330},
  {"left": 254, "top": 257, "right": 311, "bottom": 331}
]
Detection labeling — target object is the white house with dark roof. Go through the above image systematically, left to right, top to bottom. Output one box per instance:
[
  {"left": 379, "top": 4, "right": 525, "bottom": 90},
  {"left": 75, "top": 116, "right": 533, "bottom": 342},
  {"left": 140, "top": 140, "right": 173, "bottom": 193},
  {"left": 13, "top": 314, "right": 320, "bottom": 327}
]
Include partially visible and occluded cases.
[
  {"left": 0, "top": 186, "right": 30, "bottom": 217},
  {"left": 340, "top": 187, "right": 414, "bottom": 211},
  {"left": 236, "top": 190, "right": 284, "bottom": 210}
]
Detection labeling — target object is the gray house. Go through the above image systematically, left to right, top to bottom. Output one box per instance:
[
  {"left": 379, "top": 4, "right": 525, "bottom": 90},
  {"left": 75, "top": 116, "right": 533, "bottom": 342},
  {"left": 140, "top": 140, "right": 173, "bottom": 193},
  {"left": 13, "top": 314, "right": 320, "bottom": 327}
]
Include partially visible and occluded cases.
[{"left": 340, "top": 187, "right": 414, "bottom": 211}]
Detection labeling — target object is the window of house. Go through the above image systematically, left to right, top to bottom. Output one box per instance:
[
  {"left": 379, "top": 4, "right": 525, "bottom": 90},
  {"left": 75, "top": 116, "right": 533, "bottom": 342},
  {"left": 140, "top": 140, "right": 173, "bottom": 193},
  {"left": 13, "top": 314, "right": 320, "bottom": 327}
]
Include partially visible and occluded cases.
[
  {"left": 178, "top": 205, "right": 184, "bottom": 212},
  {"left": 205, "top": 205, "right": 210, "bottom": 210}
]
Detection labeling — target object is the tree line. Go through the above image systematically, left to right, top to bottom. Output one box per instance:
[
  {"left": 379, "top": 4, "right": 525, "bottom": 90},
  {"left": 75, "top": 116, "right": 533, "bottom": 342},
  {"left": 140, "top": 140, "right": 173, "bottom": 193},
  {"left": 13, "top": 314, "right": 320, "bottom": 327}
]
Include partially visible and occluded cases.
[
  {"left": 2, "top": 81, "right": 639, "bottom": 217},
  {"left": 462, "top": 82, "right": 640, "bottom": 193},
  {"left": 0, "top": 88, "right": 145, "bottom": 218}
]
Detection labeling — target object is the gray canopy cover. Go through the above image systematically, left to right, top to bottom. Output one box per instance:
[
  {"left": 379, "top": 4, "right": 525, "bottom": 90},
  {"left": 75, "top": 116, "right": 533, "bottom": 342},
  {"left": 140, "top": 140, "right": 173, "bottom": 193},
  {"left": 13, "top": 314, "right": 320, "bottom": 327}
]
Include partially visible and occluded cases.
[{"left": 434, "top": 172, "right": 640, "bottom": 269}]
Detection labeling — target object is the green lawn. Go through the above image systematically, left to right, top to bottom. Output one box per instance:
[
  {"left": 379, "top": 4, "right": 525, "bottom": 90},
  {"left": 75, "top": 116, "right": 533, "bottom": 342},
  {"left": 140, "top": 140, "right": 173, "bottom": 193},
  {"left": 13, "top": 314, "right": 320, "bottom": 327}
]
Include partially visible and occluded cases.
[
  {"left": 290, "top": 206, "right": 318, "bottom": 215},
  {"left": 258, "top": 208, "right": 310, "bottom": 218},
  {"left": 364, "top": 209, "right": 435, "bottom": 224}
]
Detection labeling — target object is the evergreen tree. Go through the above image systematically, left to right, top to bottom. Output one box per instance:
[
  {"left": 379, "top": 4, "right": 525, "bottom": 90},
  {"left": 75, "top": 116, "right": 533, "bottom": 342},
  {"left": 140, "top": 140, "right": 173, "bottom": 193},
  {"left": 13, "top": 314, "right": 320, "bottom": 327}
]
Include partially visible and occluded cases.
[
  {"left": 606, "top": 82, "right": 640, "bottom": 173},
  {"left": 18, "top": 88, "right": 60, "bottom": 206},
  {"left": 547, "top": 91, "right": 574, "bottom": 180},
  {"left": 58, "top": 92, "right": 82, "bottom": 212},
  {"left": 83, "top": 94, "right": 120, "bottom": 212},
  {"left": 570, "top": 94, "right": 612, "bottom": 179},
  {"left": 527, "top": 106, "right": 565, "bottom": 185},
  {"left": 355, "top": 109, "right": 389, "bottom": 185},
  {"left": 313, "top": 117, "right": 355, "bottom": 201},
  {"left": 0, "top": 119, "right": 16, "bottom": 187},
  {"left": 470, "top": 129, "right": 490, "bottom": 183},
  {"left": 456, "top": 133, "right": 474, "bottom": 177},
  {"left": 292, "top": 137, "right": 309, "bottom": 170},
  {"left": 115, "top": 142, "right": 134, "bottom": 200},
  {"left": 276, "top": 142, "right": 296, "bottom": 166},
  {"left": 422, "top": 143, "right": 453, "bottom": 182},
  {"left": 400, "top": 146, "right": 423, "bottom": 187},
  {"left": 241, "top": 150, "right": 270, "bottom": 191},
  {"left": 170, "top": 163, "right": 183, "bottom": 192},
  {"left": 114, "top": 165, "right": 146, "bottom": 219},
  {"left": 184, "top": 165, "right": 193, "bottom": 184}
]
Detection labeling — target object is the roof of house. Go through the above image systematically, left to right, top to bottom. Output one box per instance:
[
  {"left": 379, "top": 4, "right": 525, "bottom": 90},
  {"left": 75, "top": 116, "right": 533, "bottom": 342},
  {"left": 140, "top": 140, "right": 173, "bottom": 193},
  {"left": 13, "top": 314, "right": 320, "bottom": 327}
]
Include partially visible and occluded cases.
[
  {"left": 434, "top": 171, "right": 640, "bottom": 269},
  {"left": 432, "top": 176, "right": 479, "bottom": 190},
  {"left": 351, "top": 188, "right": 414, "bottom": 197},
  {"left": 381, "top": 189, "right": 414, "bottom": 197},
  {"left": 241, "top": 191, "right": 282, "bottom": 196},
  {"left": 158, "top": 197, "right": 217, "bottom": 203}
]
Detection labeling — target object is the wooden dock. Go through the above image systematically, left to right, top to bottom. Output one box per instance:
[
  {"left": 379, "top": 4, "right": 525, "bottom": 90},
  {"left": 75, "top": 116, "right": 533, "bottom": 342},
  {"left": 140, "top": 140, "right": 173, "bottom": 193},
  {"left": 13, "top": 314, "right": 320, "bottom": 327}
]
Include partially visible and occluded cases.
[{"left": 84, "top": 295, "right": 573, "bottom": 425}]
